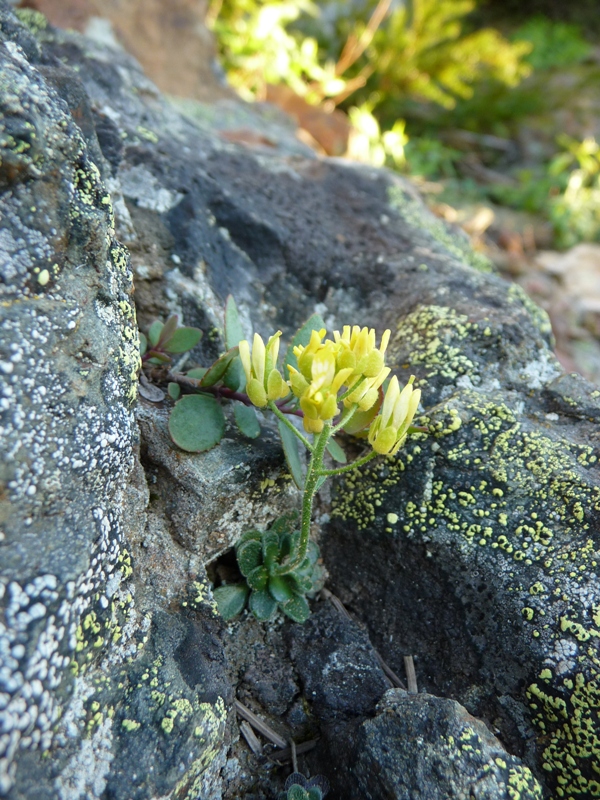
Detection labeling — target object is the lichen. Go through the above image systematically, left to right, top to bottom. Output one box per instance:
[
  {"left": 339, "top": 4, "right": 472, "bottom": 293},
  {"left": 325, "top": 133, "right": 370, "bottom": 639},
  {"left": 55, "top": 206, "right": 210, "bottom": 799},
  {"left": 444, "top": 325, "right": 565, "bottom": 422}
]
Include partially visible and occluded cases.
[{"left": 333, "top": 387, "right": 600, "bottom": 797}]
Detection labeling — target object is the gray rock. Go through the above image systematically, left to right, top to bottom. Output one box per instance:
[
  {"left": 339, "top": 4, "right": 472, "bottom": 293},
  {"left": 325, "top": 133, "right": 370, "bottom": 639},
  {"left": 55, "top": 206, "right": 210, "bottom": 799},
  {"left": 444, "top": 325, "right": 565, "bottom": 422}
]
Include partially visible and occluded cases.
[
  {"left": 2, "top": 2, "right": 600, "bottom": 799},
  {"left": 353, "top": 689, "right": 543, "bottom": 800}
]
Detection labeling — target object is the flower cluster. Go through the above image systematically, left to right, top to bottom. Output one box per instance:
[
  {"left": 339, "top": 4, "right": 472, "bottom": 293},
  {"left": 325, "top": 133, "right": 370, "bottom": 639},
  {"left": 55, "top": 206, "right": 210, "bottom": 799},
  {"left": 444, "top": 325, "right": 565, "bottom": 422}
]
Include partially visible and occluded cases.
[
  {"left": 239, "top": 326, "right": 420, "bottom": 450},
  {"left": 239, "top": 332, "right": 288, "bottom": 407},
  {"left": 368, "top": 375, "right": 421, "bottom": 455}
]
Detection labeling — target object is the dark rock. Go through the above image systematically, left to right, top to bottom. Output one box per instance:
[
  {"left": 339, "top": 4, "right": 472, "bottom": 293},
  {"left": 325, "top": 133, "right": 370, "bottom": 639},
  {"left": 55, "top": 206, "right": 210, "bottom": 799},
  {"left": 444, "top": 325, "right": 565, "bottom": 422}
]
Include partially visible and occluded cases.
[
  {"left": 288, "top": 603, "right": 389, "bottom": 722},
  {"left": 352, "top": 689, "right": 543, "bottom": 800}
]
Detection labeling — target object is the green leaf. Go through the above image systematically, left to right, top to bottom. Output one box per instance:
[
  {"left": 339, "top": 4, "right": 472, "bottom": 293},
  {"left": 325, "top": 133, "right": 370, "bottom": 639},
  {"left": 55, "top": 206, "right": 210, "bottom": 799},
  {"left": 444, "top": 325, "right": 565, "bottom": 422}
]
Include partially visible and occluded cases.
[
  {"left": 225, "top": 294, "right": 245, "bottom": 349},
  {"left": 284, "top": 313, "right": 326, "bottom": 374},
  {"left": 156, "top": 314, "right": 179, "bottom": 348},
  {"left": 148, "top": 320, "right": 164, "bottom": 347},
  {"left": 162, "top": 326, "right": 202, "bottom": 354},
  {"left": 139, "top": 331, "right": 147, "bottom": 356},
  {"left": 200, "top": 347, "right": 239, "bottom": 387},
  {"left": 146, "top": 350, "right": 172, "bottom": 364},
  {"left": 223, "top": 356, "right": 246, "bottom": 392},
  {"left": 186, "top": 367, "right": 208, "bottom": 381},
  {"left": 167, "top": 382, "right": 181, "bottom": 401},
  {"left": 168, "top": 394, "right": 225, "bottom": 452},
  {"left": 342, "top": 397, "right": 382, "bottom": 435},
  {"left": 234, "top": 404, "right": 260, "bottom": 438},
  {"left": 277, "top": 419, "right": 304, "bottom": 489},
  {"left": 326, "top": 437, "right": 347, "bottom": 463},
  {"left": 315, "top": 475, "right": 327, "bottom": 492},
  {"left": 269, "top": 512, "right": 299, "bottom": 538},
  {"left": 238, "top": 529, "right": 263, "bottom": 544},
  {"left": 262, "top": 531, "right": 280, "bottom": 567},
  {"left": 237, "top": 539, "right": 263, "bottom": 574},
  {"left": 246, "top": 566, "right": 269, "bottom": 591},
  {"left": 287, "top": 571, "right": 312, "bottom": 594},
  {"left": 268, "top": 575, "right": 295, "bottom": 603},
  {"left": 213, "top": 583, "right": 249, "bottom": 620},
  {"left": 249, "top": 589, "right": 278, "bottom": 621},
  {"left": 282, "top": 594, "right": 310, "bottom": 623},
  {"left": 287, "top": 787, "right": 309, "bottom": 800},
  {"left": 306, "top": 788, "right": 324, "bottom": 800}
]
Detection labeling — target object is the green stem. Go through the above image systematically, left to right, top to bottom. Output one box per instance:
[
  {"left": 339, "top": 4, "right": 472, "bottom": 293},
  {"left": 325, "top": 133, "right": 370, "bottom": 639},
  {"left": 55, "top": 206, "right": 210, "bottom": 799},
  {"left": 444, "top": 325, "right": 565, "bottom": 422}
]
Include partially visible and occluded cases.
[
  {"left": 338, "top": 376, "right": 366, "bottom": 403},
  {"left": 268, "top": 401, "right": 314, "bottom": 453},
  {"left": 331, "top": 403, "right": 358, "bottom": 433},
  {"left": 274, "top": 423, "right": 331, "bottom": 575},
  {"left": 318, "top": 449, "right": 378, "bottom": 477}
]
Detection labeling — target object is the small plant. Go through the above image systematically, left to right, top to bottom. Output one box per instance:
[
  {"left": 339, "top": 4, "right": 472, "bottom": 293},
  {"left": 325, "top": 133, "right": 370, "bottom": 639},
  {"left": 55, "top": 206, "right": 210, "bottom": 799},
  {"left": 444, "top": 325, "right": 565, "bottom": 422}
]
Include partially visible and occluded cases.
[
  {"left": 139, "top": 298, "right": 422, "bottom": 623},
  {"left": 278, "top": 772, "right": 329, "bottom": 800}
]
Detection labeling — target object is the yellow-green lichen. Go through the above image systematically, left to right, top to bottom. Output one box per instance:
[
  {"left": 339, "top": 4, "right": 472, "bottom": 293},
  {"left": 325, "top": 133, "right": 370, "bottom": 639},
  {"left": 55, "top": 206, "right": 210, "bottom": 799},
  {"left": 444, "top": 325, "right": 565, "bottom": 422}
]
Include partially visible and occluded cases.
[
  {"left": 388, "top": 184, "right": 493, "bottom": 273},
  {"left": 332, "top": 388, "right": 600, "bottom": 797},
  {"left": 173, "top": 697, "right": 227, "bottom": 800}
]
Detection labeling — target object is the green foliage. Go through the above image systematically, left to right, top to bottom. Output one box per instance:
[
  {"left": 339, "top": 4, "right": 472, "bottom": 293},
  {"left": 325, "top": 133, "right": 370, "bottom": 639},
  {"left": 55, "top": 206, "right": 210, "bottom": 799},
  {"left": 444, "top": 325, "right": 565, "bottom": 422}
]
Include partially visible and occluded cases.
[
  {"left": 513, "top": 16, "right": 591, "bottom": 71},
  {"left": 140, "top": 299, "right": 423, "bottom": 626},
  {"left": 140, "top": 314, "right": 202, "bottom": 364},
  {"left": 213, "top": 514, "right": 325, "bottom": 623},
  {"left": 277, "top": 772, "right": 330, "bottom": 800}
]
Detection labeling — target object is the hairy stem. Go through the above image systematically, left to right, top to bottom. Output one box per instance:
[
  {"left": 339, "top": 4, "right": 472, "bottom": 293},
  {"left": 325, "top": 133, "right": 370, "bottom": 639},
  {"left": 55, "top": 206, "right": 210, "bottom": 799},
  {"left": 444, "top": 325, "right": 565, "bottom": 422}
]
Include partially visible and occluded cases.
[
  {"left": 268, "top": 401, "right": 314, "bottom": 452},
  {"left": 274, "top": 423, "right": 331, "bottom": 575},
  {"left": 318, "top": 449, "right": 378, "bottom": 477}
]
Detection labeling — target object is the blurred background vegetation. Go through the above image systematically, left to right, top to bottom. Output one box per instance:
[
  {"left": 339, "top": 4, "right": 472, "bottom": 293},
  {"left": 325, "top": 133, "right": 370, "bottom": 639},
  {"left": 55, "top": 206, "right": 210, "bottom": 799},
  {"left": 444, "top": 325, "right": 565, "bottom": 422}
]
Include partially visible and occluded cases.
[{"left": 207, "top": 0, "right": 600, "bottom": 252}]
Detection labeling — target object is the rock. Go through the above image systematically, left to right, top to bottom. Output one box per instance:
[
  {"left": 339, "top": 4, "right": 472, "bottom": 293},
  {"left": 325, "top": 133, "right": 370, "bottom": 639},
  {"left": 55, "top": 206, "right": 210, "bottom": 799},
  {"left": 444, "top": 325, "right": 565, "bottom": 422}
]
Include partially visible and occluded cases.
[
  {"left": 2, "top": 3, "right": 600, "bottom": 799},
  {"left": 287, "top": 603, "right": 389, "bottom": 723},
  {"left": 353, "top": 689, "right": 543, "bottom": 800}
]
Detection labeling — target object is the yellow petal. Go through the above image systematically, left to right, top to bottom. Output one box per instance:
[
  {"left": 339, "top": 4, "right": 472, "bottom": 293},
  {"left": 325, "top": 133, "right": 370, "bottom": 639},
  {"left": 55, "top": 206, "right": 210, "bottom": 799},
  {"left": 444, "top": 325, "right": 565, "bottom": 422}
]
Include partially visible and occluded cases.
[
  {"left": 252, "top": 333, "right": 266, "bottom": 384},
  {"left": 238, "top": 339, "right": 252, "bottom": 383},
  {"left": 288, "top": 366, "right": 309, "bottom": 398},
  {"left": 331, "top": 366, "right": 354, "bottom": 395},
  {"left": 381, "top": 376, "right": 399, "bottom": 428},
  {"left": 358, "top": 388, "right": 378, "bottom": 411},
  {"left": 320, "top": 393, "right": 338, "bottom": 420},
  {"left": 303, "top": 416, "right": 323, "bottom": 434}
]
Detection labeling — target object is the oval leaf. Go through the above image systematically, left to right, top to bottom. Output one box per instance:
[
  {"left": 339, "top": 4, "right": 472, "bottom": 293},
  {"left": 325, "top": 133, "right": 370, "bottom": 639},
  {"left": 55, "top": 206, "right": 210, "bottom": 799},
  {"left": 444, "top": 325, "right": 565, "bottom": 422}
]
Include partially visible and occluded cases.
[
  {"left": 225, "top": 294, "right": 245, "bottom": 349},
  {"left": 156, "top": 314, "right": 179, "bottom": 348},
  {"left": 148, "top": 320, "right": 164, "bottom": 347},
  {"left": 162, "top": 326, "right": 202, "bottom": 354},
  {"left": 139, "top": 331, "right": 147, "bottom": 356},
  {"left": 223, "top": 357, "right": 246, "bottom": 392},
  {"left": 168, "top": 382, "right": 181, "bottom": 401},
  {"left": 168, "top": 394, "right": 225, "bottom": 452},
  {"left": 234, "top": 404, "right": 260, "bottom": 438},
  {"left": 277, "top": 419, "right": 305, "bottom": 489},
  {"left": 326, "top": 437, "right": 347, "bottom": 463},
  {"left": 262, "top": 530, "right": 280, "bottom": 567},
  {"left": 237, "top": 539, "right": 263, "bottom": 574},
  {"left": 246, "top": 566, "right": 268, "bottom": 591},
  {"left": 268, "top": 575, "right": 295, "bottom": 603},
  {"left": 213, "top": 583, "right": 249, "bottom": 620},
  {"left": 249, "top": 589, "right": 278, "bottom": 621},
  {"left": 282, "top": 594, "right": 310, "bottom": 623}
]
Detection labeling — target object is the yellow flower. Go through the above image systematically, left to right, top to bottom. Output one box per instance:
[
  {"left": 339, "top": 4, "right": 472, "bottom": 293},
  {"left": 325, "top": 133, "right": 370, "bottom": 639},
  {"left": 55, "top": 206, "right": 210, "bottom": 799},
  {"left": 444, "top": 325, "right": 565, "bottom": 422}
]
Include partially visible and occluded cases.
[
  {"left": 333, "top": 326, "right": 391, "bottom": 379},
  {"left": 239, "top": 332, "right": 288, "bottom": 408},
  {"left": 289, "top": 339, "right": 354, "bottom": 434},
  {"left": 368, "top": 376, "right": 421, "bottom": 455}
]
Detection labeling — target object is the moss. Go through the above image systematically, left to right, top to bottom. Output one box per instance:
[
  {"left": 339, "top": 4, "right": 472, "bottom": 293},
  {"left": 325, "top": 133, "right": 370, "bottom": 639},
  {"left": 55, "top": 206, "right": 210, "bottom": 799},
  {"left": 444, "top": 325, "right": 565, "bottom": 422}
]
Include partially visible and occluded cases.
[{"left": 14, "top": 7, "right": 48, "bottom": 33}]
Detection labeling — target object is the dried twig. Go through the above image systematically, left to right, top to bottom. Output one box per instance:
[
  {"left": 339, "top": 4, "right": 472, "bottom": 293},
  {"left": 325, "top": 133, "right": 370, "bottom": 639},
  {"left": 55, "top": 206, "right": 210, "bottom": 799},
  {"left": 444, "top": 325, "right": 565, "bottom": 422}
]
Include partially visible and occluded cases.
[
  {"left": 404, "top": 655, "right": 418, "bottom": 694},
  {"left": 234, "top": 699, "right": 287, "bottom": 749},
  {"left": 240, "top": 721, "right": 263, "bottom": 756},
  {"left": 290, "top": 737, "right": 298, "bottom": 774},
  {"left": 268, "top": 739, "right": 318, "bottom": 764}
]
